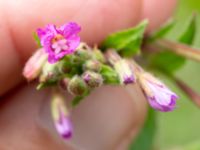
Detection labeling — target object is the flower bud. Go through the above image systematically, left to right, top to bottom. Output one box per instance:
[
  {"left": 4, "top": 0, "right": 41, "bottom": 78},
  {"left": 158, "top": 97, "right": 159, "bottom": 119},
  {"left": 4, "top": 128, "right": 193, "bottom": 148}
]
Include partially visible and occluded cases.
[
  {"left": 75, "top": 43, "right": 93, "bottom": 61},
  {"left": 92, "top": 46, "right": 105, "bottom": 63},
  {"left": 23, "top": 49, "right": 47, "bottom": 81},
  {"left": 105, "top": 49, "right": 135, "bottom": 84},
  {"left": 105, "top": 49, "right": 121, "bottom": 64},
  {"left": 57, "top": 60, "right": 71, "bottom": 74},
  {"left": 83, "top": 60, "right": 101, "bottom": 72},
  {"left": 114, "top": 60, "right": 135, "bottom": 84},
  {"left": 39, "top": 61, "right": 60, "bottom": 82},
  {"left": 82, "top": 71, "right": 103, "bottom": 88},
  {"left": 138, "top": 72, "right": 178, "bottom": 112},
  {"left": 68, "top": 75, "right": 88, "bottom": 96},
  {"left": 58, "top": 78, "right": 70, "bottom": 91},
  {"left": 51, "top": 91, "right": 72, "bottom": 139}
]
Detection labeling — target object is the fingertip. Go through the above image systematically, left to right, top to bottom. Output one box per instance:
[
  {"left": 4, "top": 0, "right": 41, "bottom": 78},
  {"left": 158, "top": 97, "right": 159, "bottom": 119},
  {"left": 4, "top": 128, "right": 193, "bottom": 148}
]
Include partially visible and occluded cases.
[{"left": 141, "top": 0, "right": 177, "bottom": 32}]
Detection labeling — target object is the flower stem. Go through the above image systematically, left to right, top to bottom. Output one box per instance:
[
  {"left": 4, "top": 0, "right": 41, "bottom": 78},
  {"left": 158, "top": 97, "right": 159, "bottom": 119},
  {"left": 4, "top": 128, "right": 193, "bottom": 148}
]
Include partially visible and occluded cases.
[
  {"left": 149, "top": 39, "right": 200, "bottom": 62},
  {"left": 174, "top": 77, "right": 200, "bottom": 108}
]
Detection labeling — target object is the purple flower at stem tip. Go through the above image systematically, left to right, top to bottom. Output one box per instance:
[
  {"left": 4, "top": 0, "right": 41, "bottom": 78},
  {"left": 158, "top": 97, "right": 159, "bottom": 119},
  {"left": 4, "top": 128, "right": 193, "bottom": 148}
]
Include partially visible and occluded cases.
[
  {"left": 37, "top": 22, "right": 81, "bottom": 63},
  {"left": 139, "top": 73, "right": 178, "bottom": 112},
  {"left": 55, "top": 108, "right": 73, "bottom": 139}
]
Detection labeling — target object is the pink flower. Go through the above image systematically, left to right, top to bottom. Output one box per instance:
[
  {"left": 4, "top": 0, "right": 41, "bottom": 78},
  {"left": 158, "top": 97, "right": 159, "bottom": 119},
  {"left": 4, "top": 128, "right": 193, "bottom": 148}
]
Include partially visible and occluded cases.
[
  {"left": 37, "top": 22, "right": 81, "bottom": 63},
  {"left": 23, "top": 49, "right": 47, "bottom": 81},
  {"left": 139, "top": 73, "right": 178, "bottom": 112}
]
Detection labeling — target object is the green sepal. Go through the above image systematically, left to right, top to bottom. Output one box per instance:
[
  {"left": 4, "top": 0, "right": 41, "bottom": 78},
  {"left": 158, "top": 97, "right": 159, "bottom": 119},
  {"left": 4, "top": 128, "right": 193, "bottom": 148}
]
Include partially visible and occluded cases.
[
  {"left": 148, "top": 19, "right": 175, "bottom": 42},
  {"left": 33, "top": 32, "right": 42, "bottom": 47},
  {"left": 100, "top": 64, "right": 120, "bottom": 85},
  {"left": 36, "top": 81, "right": 57, "bottom": 90},
  {"left": 71, "top": 90, "right": 90, "bottom": 107}
]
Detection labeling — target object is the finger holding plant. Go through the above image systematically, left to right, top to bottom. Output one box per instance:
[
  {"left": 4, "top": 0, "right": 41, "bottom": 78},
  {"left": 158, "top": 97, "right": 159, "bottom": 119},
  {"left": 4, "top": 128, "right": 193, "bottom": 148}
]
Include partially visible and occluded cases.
[{"left": 23, "top": 14, "right": 200, "bottom": 140}]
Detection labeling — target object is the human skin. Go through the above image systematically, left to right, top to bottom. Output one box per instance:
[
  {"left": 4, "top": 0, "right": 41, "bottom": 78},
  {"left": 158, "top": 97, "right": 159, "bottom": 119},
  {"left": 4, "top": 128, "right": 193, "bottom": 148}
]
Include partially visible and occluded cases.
[{"left": 0, "top": 0, "right": 176, "bottom": 149}]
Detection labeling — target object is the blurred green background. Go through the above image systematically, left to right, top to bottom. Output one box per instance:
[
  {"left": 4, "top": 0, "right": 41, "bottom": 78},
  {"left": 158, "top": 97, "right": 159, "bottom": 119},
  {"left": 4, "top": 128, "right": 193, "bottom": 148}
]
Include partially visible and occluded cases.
[{"left": 155, "top": 0, "right": 200, "bottom": 149}]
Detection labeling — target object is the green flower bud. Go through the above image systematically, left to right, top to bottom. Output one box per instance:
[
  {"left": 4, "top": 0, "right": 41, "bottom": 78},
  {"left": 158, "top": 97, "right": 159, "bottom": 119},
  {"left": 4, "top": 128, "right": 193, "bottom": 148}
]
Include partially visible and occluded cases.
[
  {"left": 75, "top": 43, "right": 93, "bottom": 61},
  {"left": 92, "top": 46, "right": 105, "bottom": 63},
  {"left": 75, "top": 49, "right": 92, "bottom": 60},
  {"left": 105, "top": 50, "right": 135, "bottom": 84},
  {"left": 57, "top": 60, "right": 72, "bottom": 74},
  {"left": 83, "top": 60, "right": 102, "bottom": 72},
  {"left": 39, "top": 62, "right": 60, "bottom": 82},
  {"left": 82, "top": 71, "right": 103, "bottom": 88},
  {"left": 68, "top": 76, "right": 88, "bottom": 96},
  {"left": 58, "top": 78, "right": 70, "bottom": 91}
]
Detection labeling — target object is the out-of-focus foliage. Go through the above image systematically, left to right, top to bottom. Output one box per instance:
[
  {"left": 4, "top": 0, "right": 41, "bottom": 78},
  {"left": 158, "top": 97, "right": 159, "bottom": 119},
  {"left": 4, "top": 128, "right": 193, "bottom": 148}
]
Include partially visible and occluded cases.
[
  {"left": 129, "top": 1, "right": 200, "bottom": 150},
  {"left": 155, "top": 1, "right": 200, "bottom": 150},
  {"left": 148, "top": 15, "right": 196, "bottom": 74},
  {"left": 129, "top": 109, "right": 156, "bottom": 150}
]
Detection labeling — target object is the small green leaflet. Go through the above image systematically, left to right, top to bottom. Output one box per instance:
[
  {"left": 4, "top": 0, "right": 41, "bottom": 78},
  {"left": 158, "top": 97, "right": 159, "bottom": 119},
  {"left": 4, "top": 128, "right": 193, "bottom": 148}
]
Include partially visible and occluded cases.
[
  {"left": 178, "top": 14, "right": 196, "bottom": 44},
  {"left": 149, "top": 15, "right": 196, "bottom": 74},
  {"left": 148, "top": 19, "right": 175, "bottom": 42},
  {"left": 101, "top": 20, "right": 148, "bottom": 57},
  {"left": 33, "top": 32, "right": 42, "bottom": 47},
  {"left": 100, "top": 64, "right": 120, "bottom": 84},
  {"left": 36, "top": 81, "right": 57, "bottom": 90},
  {"left": 71, "top": 90, "right": 90, "bottom": 107},
  {"left": 129, "top": 108, "right": 156, "bottom": 150}
]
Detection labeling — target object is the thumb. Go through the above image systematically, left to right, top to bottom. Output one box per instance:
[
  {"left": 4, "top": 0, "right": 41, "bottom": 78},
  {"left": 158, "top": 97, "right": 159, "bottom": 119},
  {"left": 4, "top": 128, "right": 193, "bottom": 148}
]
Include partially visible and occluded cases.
[{"left": 0, "top": 83, "right": 147, "bottom": 150}]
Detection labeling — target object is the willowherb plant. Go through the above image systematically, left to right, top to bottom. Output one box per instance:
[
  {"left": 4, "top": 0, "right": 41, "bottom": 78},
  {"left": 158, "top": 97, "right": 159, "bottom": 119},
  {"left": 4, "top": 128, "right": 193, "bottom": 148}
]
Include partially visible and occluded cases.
[{"left": 23, "top": 14, "right": 200, "bottom": 139}]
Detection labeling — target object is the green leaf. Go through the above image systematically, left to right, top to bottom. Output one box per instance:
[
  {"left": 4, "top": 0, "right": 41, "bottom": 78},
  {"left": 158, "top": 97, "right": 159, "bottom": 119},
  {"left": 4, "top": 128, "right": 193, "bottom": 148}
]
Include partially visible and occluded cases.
[
  {"left": 178, "top": 14, "right": 196, "bottom": 44},
  {"left": 149, "top": 15, "right": 196, "bottom": 74},
  {"left": 148, "top": 19, "right": 175, "bottom": 42},
  {"left": 101, "top": 20, "right": 148, "bottom": 57},
  {"left": 33, "top": 32, "right": 41, "bottom": 47},
  {"left": 149, "top": 51, "right": 185, "bottom": 74},
  {"left": 100, "top": 64, "right": 120, "bottom": 84},
  {"left": 71, "top": 90, "right": 90, "bottom": 107},
  {"left": 129, "top": 108, "right": 156, "bottom": 150},
  {"left": 183, "top": 140, "right": 200, "bottom": 150}
]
